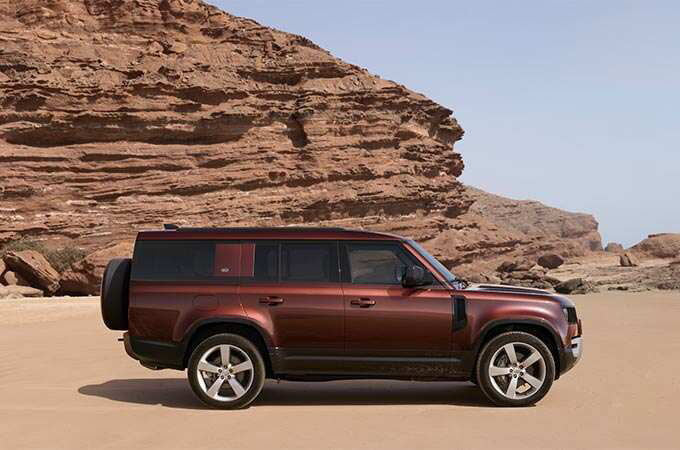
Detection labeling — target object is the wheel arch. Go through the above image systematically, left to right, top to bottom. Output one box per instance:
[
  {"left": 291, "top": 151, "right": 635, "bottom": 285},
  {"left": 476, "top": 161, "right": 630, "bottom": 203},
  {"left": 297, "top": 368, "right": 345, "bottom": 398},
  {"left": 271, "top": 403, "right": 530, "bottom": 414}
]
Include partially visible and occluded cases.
[
  {"left": 182, "top": 318, "right": 274, "bottom": 377},
  {"left": 473, "top": 318, "right": 562, "bottom": 378}
]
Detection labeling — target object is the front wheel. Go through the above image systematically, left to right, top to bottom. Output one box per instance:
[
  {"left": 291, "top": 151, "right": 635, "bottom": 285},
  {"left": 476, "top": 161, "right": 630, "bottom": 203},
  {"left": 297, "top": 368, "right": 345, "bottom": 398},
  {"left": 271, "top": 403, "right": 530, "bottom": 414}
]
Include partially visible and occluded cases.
[
  {"left": 476, "top": 331, "right": 555, "bottom": 407},
  {"left": 188, "top": 333, "right": 265, "bottom": 409}
]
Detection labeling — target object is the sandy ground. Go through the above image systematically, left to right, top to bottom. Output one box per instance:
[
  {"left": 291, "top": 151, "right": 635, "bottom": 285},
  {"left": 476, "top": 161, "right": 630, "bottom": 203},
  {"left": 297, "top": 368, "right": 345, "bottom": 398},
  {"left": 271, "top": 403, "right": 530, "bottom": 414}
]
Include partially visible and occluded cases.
[{"left": 1, "top": 292, "right": 679, "bottom": 450}]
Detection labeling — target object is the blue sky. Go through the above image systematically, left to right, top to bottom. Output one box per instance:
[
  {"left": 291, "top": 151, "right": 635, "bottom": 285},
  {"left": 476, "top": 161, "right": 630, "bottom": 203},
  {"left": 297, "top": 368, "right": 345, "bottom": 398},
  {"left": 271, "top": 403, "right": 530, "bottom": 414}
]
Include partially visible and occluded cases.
[{"left": 212, "top": 1, "right": 679, "bottom": 247}]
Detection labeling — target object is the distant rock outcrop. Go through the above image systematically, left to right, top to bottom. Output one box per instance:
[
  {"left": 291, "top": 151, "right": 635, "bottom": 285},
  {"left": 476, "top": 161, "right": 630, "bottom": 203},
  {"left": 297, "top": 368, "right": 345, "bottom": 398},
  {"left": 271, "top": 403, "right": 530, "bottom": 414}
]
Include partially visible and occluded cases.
[
  {"left": 631, "top": 234, "right": 680, "bottom": 259},
  {"left": 605, "top": 242, "right": 624, "bottom": 253},
  {"left": 619, "top": 252, "right": 639, "bottom": 267}
]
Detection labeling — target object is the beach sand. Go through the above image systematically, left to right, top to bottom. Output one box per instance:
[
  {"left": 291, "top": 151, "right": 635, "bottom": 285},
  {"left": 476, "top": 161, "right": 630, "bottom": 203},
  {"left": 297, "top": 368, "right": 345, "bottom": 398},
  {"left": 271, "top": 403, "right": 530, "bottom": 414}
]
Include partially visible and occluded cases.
[{"left": 1, "top": 291, "right": 678, "bottom": 449}]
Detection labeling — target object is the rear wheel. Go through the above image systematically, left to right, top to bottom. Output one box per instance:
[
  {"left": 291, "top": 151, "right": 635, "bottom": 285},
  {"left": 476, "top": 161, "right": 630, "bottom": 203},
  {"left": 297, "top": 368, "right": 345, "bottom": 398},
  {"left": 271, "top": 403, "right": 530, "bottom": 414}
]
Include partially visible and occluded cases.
[
  {"left": 476, "top": 331, "right": 555, "bottom": 407},
  {"left": 188, "top": 333, "right": 265, "bottom": 409}
]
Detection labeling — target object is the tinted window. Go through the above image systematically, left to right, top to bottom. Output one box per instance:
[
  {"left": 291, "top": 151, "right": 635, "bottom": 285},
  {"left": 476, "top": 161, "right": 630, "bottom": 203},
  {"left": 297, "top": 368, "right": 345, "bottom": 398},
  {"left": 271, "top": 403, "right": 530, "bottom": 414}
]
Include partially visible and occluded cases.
[
  {"left": 132, "top": 241, "right": 215, "bottom": 281},
  {"left": 281, "top": 242, "right": 338, "bottom": 283},
  {"left": 253, "top": 243, "right": 278, "bottom": 282},
  {"left": 342, "top": 243, "right": 431, "bottom": 285}
]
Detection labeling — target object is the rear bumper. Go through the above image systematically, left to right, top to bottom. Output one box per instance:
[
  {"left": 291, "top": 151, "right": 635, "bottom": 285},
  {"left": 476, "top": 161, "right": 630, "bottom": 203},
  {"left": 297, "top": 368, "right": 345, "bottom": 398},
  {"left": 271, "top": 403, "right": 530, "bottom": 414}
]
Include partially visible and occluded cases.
[
  {"left": 123, "top": 332, "right": 185, "bottom": 370},
  {"left": 559, "top": 336, "right": 583, "bottom": 376}
]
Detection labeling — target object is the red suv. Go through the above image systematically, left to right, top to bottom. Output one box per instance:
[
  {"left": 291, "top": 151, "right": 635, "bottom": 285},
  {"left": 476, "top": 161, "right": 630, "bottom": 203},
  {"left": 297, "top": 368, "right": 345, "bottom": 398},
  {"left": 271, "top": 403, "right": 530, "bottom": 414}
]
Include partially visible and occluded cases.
[{"left": 101, "top": 226, "right": 582, "bottom": 409}]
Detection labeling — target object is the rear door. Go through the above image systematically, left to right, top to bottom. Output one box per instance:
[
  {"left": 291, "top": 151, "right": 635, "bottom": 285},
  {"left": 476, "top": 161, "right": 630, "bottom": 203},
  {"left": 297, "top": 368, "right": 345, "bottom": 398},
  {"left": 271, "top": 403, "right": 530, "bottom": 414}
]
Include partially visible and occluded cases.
[
  {"left": 128, "top": 240, "right": 241, "bottom": 343},
  {"left": 239, "top": 240, "right": 345, "bottom": 374},
  {"left": 340, "top": 241, "right": 455, "bottom": 376}
]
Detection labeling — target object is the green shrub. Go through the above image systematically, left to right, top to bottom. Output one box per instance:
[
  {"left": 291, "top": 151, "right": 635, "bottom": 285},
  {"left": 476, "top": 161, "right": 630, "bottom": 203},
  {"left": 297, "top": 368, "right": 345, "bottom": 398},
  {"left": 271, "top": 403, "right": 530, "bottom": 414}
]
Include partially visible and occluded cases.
[{"left": 0, "top": 239, "right": 87, "bottom": 273}]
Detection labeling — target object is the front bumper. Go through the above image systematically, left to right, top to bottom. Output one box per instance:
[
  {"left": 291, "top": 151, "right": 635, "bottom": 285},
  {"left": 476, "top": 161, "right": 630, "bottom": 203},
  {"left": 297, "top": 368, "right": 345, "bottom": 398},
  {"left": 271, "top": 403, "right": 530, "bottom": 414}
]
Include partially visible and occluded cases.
[{"left": 559, "top": 336, "right": 583, "bottom": 376}]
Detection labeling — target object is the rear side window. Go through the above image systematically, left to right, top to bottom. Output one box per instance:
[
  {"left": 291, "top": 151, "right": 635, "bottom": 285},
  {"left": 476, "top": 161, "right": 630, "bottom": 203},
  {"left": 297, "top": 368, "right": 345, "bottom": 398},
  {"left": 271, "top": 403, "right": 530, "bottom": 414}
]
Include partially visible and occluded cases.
[
  {"left": 132, "top": 241, "right": 215, "bottom": 281},
  {"left": 240, "top": 241, "right": 339, "bottom": 283},
  {"left": 281, "top": 242, "right": 338, "bottom": 283},
  {"left": 341, "top": 242, "right": 432, "bottom": 285},
  {"left": 252, "top": 243, "right": 278, "bottom": 282}
]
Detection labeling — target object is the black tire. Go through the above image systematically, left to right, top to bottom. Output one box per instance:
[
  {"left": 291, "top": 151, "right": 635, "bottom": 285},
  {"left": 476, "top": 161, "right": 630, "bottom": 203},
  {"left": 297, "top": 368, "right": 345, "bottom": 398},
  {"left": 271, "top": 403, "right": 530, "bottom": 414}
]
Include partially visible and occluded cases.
[
  {"left": 100, "top": 258, "right": 131, "bottom": 330},
  {"left": 476, "top": 331, "right": 555, "bottom": 407},
  {"left": 188, "top": 333, "right": 266, "bottom": 409}
]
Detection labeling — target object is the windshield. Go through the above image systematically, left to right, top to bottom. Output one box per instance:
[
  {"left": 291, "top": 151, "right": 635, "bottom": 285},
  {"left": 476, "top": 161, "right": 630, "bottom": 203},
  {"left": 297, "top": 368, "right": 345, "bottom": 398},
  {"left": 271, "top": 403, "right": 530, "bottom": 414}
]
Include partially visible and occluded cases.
[{"left": 406, "top": 240, "right": 459, "bottom": 284}]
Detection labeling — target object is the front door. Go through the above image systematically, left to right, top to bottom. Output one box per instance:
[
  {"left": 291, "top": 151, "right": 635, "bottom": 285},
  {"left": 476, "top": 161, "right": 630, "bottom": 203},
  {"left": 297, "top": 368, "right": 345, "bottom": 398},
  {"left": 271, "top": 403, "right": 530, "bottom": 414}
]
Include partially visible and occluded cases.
[
  {"left": 239, "top": 241, "right": 345, "bottom": 374},
  {"left": 341, "top": 242, "right": 455, "bottom": 377}
]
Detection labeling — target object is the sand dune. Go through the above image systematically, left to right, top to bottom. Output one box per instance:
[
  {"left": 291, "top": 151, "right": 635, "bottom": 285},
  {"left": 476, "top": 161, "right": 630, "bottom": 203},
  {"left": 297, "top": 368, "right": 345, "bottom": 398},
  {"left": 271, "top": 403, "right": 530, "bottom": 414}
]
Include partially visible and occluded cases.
[{"left": 1, "top": 292, "right": 678, "bottom": 449}]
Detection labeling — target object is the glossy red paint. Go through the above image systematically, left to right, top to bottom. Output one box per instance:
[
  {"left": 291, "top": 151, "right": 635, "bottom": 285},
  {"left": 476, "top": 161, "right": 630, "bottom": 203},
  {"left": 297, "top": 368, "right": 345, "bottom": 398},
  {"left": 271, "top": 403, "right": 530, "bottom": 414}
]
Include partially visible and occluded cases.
[{"left": 124, "top": 226, "right": 581, "bottom": 380}]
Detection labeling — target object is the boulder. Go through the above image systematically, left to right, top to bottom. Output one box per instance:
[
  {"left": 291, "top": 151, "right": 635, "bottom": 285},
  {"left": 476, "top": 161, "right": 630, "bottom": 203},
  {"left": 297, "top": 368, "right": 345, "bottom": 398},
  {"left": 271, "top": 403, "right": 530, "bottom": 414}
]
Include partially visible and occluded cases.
[
  {"left": 60, "top": 242, "right": 134, "bottom": 295},
  {"left": 605, "top": 242, "right": 624, "bottom": 253},
  {"left": 3, "top": 251, "right": 60, "bottom": 294},
  {"left": 619, "top": 252, "right": 639, "bottom": 267},
  {"left": 537, "top": 254, "right": 564, "bottom": 270},
  {"left": 0, "top": 259, "right": 6, "bottom": 278},
  {"left": 496, "top": 259, "right": 534, "bottom": 273},
  {"left": 2, "top": 270, "right": 30, "bottom": 287},
  {"left": 463, "top": 272, "right": 502, "bottom": 285},
  {"left": 555, "top": 278, "right": 597, "bottom": 295},
  {"left": 0, "top": 285, "right": 44, "bottom": 299}
]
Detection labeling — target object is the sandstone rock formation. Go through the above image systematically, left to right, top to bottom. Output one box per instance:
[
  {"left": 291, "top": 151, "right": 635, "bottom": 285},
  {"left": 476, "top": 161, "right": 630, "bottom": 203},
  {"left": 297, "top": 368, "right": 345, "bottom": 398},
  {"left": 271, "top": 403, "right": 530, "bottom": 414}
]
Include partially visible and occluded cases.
[
  {"left": 0, "top": 0, "right": 603, "bottom": 284},
  {"left": 0, "top": 0, "right": 467, "bottom": 252},
  {"left": 438, "top": 187, "right": 602, "bottom": 277},
  {"left": 631, "top": 233, "right": 680, "bottom": 259},
  {"left": 61, "top": 241, "right": 134, "bottom": 295},
  {"left": 605, "top": 242, "right": 624, "bottom": 253},
  {"left": 3, "top": 251, "right": 61, "bottom": 294},
  {"left": 619, "top": 252, "right": 639, "bottom": 267},
  {"left": 537, "top": 254, "right": 564, "bottom": 270},
  {"left": 494, "top": 258, "right": 561, "bottom": 290},
  {"left": 0, "top": 259, "right": 6, "bottom": 281},
  {"left": 2, "top": 270, "right": 29, "bottom": 287},
  {"left": 555, "top": 278, "right": 597, "bottom": 295},
  {"left": 0, "top": 285, "right": 44, "bottom": 299}
]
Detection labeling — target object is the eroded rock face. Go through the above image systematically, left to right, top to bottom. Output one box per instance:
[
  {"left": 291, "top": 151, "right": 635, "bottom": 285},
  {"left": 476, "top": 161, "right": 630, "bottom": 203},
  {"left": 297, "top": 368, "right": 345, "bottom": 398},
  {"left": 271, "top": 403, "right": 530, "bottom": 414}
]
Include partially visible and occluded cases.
[
  {"left": 0, "top": 0, "right": 467, "bottom": 254},
  {"left": 0, "top": 0, "right": 603, "bottom": 278},
  {"left": 431, "top": 187, "right": 602, "bottom": 275},
  {"left": 631, "top": 234, "right": 680, "bottom": 259},
  {"left": 60, "top": 241, "right": 134, "bottom": 295},
  {"left": 605, "top": 242, "right": 624, "bottom": 253},
  {"left": 3, "top": 251, "right": 60, "bottom": 294},
  {"left": 620, "top": 252, "right": 639, "bottom": 267}
]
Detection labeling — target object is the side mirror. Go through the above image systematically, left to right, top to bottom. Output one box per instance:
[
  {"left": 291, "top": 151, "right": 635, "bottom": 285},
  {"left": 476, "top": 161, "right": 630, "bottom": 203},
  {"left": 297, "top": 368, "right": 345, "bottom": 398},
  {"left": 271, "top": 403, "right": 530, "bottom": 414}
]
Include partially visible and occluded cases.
[{"left": 402, "top": 266, "right": 429, "bottom": 288}]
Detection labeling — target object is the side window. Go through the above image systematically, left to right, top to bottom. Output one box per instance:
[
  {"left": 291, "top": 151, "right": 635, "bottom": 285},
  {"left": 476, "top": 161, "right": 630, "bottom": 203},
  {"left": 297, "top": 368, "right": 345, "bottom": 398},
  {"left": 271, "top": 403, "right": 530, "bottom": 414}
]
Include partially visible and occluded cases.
[
  {"left": 131, "top": 241, "right": 215, "bottom": 281},
  {"left": 241, "top": 242, "right": 278, "bottom": 282},
  {"left": 281, "top": 242, "right": 339, "bottom": 283},
  {"left": 342, "top": 243, "right": 431, "bottom": 285}
]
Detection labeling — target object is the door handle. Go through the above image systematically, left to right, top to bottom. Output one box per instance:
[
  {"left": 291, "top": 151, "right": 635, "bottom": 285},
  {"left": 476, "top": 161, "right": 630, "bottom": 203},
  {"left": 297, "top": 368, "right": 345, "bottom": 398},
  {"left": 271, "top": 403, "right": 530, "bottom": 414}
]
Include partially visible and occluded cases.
[
  {"left": 259, "top": 296, "right": 285, "bottom": 306},
  {"left": 350, "top": 298, "right": 376, "bottom": 308}
]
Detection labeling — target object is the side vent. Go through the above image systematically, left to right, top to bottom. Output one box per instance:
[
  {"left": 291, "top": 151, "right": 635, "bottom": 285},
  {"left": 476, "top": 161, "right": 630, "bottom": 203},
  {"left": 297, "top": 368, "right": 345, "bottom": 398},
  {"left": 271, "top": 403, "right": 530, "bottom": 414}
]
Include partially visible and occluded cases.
[{"left": 452, "top": 295, "right": 468, "bottom": 332}]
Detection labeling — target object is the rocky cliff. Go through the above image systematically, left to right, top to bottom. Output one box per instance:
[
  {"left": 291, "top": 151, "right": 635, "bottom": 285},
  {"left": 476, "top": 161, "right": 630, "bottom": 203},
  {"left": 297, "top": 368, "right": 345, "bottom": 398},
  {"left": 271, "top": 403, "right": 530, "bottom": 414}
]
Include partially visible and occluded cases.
[
  {"left": 0, "top": 0, "right": 601, "bottom": 283},
  {"left": 0, "top": 0, "right": 468, "bottom": 251}
]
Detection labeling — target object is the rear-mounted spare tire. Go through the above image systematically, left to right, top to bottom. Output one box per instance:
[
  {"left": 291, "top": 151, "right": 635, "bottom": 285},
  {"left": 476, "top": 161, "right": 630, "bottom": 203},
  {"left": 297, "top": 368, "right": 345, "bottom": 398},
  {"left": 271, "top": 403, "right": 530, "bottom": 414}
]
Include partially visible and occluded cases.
[{"left": 101, "top": 258, "right": 131, "bottom": 330}]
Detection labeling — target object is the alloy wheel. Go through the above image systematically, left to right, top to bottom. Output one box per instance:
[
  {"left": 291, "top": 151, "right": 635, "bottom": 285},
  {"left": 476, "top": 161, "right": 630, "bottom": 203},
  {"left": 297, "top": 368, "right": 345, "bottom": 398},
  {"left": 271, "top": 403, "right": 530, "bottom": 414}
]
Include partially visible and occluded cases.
[
  {"left": 487, "top": 342, "right": 546, "bottom": 400},
  {"left": 195, "top": 344, "right": 255, "bottom": 402}
]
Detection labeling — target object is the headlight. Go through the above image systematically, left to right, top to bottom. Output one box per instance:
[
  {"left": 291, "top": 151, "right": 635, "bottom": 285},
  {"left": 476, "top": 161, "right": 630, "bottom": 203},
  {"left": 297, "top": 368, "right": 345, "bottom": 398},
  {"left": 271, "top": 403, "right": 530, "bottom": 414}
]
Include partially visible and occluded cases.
[{"left": 562, "top": 307, "right": 577, "bottom": 324}]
